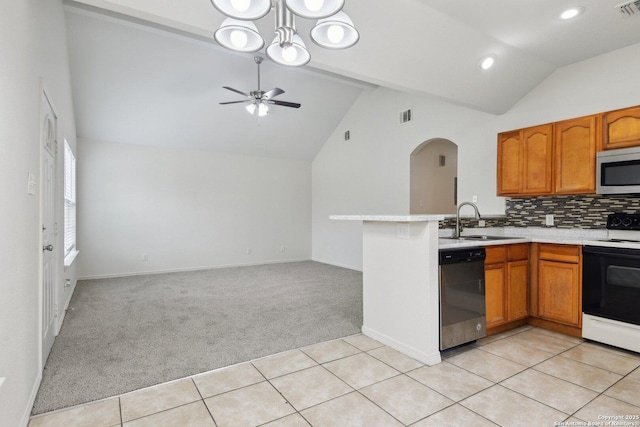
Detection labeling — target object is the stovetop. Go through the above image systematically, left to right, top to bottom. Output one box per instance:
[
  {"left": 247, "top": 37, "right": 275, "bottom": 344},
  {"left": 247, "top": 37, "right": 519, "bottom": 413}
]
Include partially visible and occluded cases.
[{"left": 584, "top": 213, "right": 640, "bottom": 249}]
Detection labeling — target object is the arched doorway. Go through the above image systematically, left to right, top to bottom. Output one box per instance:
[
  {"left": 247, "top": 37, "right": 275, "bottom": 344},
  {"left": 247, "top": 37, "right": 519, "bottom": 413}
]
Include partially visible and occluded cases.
[{"left": 410, "top": 138, "right": 458, "bottom": 214}]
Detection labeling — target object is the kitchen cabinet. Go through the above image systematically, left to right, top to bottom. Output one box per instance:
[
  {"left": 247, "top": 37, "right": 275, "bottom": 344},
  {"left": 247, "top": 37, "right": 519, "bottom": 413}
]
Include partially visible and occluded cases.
[
  {"left": 601, "top": 105, "right": 640, "bottom": 150},
  {"left": 554, "top": 116, "right": 598, "bottom": 194},
  {"left": 498, "top": 119, "right": 597, "bottom": 196},
  {"left": 497, "top": 124, "right": 554, "bottom": 196},
  {"left": 522, "top": 124, "right": 554, "bottom": 194},
  {"left": 497, "top": 131, "right": 522, "bottom": 195},
  {"left": 531, "top": 243, "right": 582, "bottom": 330},
  {"left": 485, "top": 244, "right": 529, "bottom": 332}
]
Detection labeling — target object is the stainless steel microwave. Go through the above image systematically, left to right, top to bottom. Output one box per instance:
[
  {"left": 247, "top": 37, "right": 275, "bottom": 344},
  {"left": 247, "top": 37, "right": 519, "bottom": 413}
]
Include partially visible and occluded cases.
[{"left": 597, "top": 147, "right": 640, "bottom": 194}]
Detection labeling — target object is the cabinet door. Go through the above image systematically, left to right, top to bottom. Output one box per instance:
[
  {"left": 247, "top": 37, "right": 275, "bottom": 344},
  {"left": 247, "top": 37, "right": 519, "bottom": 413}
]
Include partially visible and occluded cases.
[
  {"left": 602, "top": 105, "right": 640, "bottom": 150},
  {"left": 555, "top": 116, "right": 597, "bottom": 194},
  {"left": 522, "top": 124, "right": 553, "bottom": 195},
  {"left": 497, "top": 131, "right": 522, "bottom": 195},
  {"left": 507, "top": 260, "right": 528, "bottom": 321},
  {"left": 538, "top": 260, "right": 581, "bottom": 326},
  {"left": 485, "top": 263, "right": 506, "bottom": 328}
]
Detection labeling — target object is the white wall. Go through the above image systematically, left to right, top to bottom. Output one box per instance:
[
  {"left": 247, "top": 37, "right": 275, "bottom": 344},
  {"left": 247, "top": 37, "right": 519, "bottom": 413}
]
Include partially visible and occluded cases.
[
  {"left": 0, "top": 1, "right": 78, "bottom": 426},
  {"left": 312, "top": 42, "right": 640, "bottom": 271},
  {"left": 312, "top": 88, "right": 498, "bottom": 270},
  {"left": 78, "top": 139, "right": 311, "bottom": 278}
]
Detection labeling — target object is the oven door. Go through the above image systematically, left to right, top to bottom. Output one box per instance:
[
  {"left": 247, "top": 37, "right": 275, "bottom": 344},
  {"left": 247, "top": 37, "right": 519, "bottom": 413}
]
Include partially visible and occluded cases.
[{"left": 583, "top": 245, "right": 640, "bottom": 326}]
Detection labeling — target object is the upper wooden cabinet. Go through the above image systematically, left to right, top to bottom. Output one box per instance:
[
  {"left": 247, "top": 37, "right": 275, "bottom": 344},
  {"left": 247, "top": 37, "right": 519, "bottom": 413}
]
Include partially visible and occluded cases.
[
  {"left": 602, "top": 105, "right": 640, "bottom": 150},
  {"left": 554, "top": 116, "right": 598, "bottom": 194},
  {"left": 497, "top": 117, "right": 597, "bottom": 196},
  {"left": 522, "top": 124, "right": 553, "bottom": 195},
  {"left": 497, "top": 125, "right": 554, "bottom": 196},
  {"left": 497, "top": 131, "right": 522, "bottom": 195}
]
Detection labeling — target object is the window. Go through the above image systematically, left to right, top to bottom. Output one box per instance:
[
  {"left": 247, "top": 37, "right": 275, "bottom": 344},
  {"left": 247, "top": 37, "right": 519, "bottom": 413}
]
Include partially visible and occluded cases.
[{"left": 64, "top": 139, "right": 77, "bottom": 264}]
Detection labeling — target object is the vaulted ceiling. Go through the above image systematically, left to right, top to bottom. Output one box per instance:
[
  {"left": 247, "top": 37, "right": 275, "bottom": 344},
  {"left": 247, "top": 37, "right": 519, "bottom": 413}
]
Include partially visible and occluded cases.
[{"left": 65, "top": 0, "right": 640, "bottom": 159}]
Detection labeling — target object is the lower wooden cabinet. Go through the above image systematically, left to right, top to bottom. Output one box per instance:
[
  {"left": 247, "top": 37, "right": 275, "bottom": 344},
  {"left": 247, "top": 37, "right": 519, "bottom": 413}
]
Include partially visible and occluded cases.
[
  {"left": 530, "top": 243, "right": 583, "bottom": 329},
  {"left": 485, "top": 244, "right": 529, "bottom": 331}
]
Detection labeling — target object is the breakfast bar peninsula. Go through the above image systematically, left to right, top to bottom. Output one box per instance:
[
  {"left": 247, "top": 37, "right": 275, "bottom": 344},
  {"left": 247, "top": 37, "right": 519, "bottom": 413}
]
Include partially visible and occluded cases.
[{"left": 330, "top": 214, "right": 444, "bottom": 365}]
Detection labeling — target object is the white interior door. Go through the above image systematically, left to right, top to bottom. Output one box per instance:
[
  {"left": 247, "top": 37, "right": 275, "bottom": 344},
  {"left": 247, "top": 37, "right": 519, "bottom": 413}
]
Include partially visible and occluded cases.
[{"left": 41, "top": 91, "right": 57, "bottom": 367}]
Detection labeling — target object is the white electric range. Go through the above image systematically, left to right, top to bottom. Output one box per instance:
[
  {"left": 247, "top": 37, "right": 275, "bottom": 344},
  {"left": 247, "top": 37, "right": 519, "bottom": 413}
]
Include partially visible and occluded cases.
[{"left": 582, "top": 213, "right": 640, "bottom": 354}]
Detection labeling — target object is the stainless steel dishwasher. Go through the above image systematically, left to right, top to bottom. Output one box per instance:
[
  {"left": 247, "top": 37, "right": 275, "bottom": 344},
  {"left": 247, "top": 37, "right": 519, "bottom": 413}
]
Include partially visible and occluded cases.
[{"left": 439, "top": 247, "right": 487, "bottom": 350}]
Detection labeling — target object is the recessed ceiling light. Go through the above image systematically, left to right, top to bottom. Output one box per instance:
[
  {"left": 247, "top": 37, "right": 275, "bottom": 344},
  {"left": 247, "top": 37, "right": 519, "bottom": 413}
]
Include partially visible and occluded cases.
[
  {"left": 560, "top": 6, "right": 584, "bottom": 20},
  {"left": 479, "top": 54, "right": 497, "bottom": 70}
]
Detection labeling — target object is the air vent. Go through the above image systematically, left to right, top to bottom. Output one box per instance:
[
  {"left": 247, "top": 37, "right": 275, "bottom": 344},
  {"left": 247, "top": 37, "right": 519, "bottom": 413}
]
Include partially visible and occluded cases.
[
  {"left": 615, "top": 0, "right": 640, "bottom": 15},
  {"left": 400, "top": 109, "right": 412, "bottom": 124},
  {"left": 344, "top": 130, "right": 351, "bottom": 141}
]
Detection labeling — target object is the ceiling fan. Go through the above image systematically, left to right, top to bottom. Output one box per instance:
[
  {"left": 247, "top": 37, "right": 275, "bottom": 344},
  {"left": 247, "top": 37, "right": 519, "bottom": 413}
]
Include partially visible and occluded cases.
[{"left": 220, "top": 56, "right": 301, "bottom": 116}]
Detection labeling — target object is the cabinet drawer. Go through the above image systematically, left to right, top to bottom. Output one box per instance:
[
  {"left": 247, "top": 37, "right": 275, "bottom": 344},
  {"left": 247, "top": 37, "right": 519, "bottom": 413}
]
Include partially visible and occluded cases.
[
  {"left": 508, "top": 244, "right": 529, "bottom": 261},
  {"left": 538, "top": 244, "right": 580, "bottom": 263},
  {"left": 485, "top": 246, "right": 507, "bottom": 264}
]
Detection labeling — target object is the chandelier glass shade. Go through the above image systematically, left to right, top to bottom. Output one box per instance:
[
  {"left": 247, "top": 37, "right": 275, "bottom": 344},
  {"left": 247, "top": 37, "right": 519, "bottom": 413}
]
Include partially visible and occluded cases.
[
  {"left": 210, "top": 0, "right": 271, "bottom": 20},
  {"left": 211, "top": 0, "right": 359, "bottom": 66},
  {"left": 283, "top": 0, "right": 345, "bottom": 19},
  {"left": 310, "top": 11, "right": 358, "bottom": 49},
  {"left": 214, "top": 18, "right": 265, "bottom": 52},
  {"left": 267, "top": 33, "right": 311, "bottom": 66}
]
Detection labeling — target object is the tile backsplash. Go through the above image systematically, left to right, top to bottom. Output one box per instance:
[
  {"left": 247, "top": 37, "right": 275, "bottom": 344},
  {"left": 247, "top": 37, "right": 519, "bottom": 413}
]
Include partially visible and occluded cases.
[{"left": 441, "top": 194, "right": 640, "bottom": 229}]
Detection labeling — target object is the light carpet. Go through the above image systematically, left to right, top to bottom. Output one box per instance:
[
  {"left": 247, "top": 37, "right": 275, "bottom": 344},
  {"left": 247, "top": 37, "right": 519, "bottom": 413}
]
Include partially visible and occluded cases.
[{"left": 32, "top": 261, "right": 362, "bottom": 414}]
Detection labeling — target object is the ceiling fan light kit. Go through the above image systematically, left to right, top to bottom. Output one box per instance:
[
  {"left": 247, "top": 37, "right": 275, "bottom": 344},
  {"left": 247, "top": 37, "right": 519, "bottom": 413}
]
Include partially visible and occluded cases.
[
  {"left": 211, "top": 0, "right": 359, "bottom": 66},
  {"left": 220, "top": 56, "right": 301, "bottom": 116}
]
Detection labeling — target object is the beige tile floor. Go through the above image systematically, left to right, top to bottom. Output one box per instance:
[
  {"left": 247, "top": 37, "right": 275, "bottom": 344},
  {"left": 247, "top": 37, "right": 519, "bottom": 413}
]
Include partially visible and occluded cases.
[{"left": 29, "top": 326, "right": 640, "bottom": 427}]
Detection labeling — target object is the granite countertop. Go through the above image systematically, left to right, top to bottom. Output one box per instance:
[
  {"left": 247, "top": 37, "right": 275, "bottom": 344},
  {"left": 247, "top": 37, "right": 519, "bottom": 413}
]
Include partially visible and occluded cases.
[
  {"left": 330, "top": 214, "right": 445, "bottom": 222},
  {"left": 438, "top": 226, "right": 608, "bottom": 249}
]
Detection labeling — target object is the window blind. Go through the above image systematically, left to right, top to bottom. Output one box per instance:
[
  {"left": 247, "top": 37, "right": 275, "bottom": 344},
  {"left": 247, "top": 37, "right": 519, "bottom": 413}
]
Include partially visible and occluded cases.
[{"left": 64, "top": 140, "right": 76, "bottom": 257}]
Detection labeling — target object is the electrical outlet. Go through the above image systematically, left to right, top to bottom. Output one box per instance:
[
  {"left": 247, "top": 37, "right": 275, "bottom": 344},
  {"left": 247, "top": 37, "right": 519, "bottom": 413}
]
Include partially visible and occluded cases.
[
  {"left": 472, "top": 194, "right": 478, "bottom": 203},
  {"left": 545, "top": 214, "right": 554, "bottom": 226},
  {"left": 397, "top": 223, "right": 410, "bottom": 239},
  {"left": 280, "top": 246, "right": 285, "bottom": 253},
  {"left": 247, "top": 248, "right": 253, "bottom": 255},
  {"left": 142, "top": 253, "right": 149, "bottom": 261}
]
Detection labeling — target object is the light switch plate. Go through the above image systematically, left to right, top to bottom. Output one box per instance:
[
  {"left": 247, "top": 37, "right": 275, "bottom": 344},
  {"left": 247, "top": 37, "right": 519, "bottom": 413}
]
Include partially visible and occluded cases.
[{"left": 27, "top": 172, "right": 37, "bottom": 195}]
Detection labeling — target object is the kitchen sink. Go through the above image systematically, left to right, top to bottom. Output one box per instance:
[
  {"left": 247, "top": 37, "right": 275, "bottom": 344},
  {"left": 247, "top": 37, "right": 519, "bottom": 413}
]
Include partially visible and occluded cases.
[{"left": 442, "top": 235, "right": 521, "bottom": 241}]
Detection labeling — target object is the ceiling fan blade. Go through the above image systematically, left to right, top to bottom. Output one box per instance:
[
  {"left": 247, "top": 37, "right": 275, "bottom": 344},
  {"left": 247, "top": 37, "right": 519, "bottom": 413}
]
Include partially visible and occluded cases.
[
  {"left": 223, "top": 86, "right": 250, "bottom": 97},
  {"left": 262, "top": 87, "right": 285, "bottom": 99},
  {"left": 219, "top": 100, "right": 251, "bottom": 105},
  {"left": 268, "top": 100, "right": 301, "bottom": 108}
]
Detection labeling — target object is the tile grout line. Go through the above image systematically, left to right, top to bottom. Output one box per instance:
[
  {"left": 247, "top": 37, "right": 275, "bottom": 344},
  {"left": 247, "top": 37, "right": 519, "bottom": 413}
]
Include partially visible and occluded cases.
[{"left": 190, "top": 377, "right": 219, "bottom": 426}]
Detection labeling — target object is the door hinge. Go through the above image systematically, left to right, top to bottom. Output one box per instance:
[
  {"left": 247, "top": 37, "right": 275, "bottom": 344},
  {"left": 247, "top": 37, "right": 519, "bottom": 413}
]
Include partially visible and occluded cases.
[{"left": 54, "top": 304, "right": 59, "bottom": 318}]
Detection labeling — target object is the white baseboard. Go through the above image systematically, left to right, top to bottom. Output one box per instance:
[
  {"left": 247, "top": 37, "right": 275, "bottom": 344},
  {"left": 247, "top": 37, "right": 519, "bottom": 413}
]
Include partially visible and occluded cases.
[
  {"left": 310, "top": 257, "right": 363, "bottom": 272},
  {"left": 78, "top": 258, "right": 312, "bottom": 280},
  {"left": 362, "top": 326, "right": 441, "bottom": 366},
  {"left": 20, "top": 369, "right": 43, "bottom": 427}
]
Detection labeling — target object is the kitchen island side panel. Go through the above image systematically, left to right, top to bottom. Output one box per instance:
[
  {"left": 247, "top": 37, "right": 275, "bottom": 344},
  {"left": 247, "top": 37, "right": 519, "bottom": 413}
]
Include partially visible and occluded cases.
[{"left": 361, "top": 220, "right": 441, "bottom": 365}]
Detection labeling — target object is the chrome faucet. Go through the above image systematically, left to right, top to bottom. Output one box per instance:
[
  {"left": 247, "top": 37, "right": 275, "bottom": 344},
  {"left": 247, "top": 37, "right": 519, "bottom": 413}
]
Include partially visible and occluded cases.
[{"left": 455, "top": 202, "right": 481, "bottom": 238}]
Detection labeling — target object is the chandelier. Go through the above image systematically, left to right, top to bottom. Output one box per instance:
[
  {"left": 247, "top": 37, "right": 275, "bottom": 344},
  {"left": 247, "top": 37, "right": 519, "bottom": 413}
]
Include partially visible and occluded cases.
[{"left": 211, "top": 0, "right": 359, "bottom": 67}]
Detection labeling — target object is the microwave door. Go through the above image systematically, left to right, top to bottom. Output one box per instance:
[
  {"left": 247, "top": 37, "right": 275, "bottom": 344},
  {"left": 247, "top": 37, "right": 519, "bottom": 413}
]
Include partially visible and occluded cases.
[{"left": 597, "top": 149, "right": 640, "bottom": 194}]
